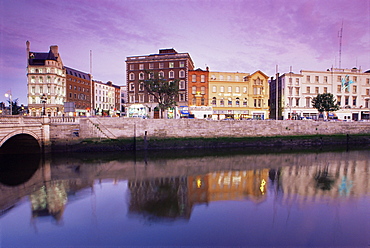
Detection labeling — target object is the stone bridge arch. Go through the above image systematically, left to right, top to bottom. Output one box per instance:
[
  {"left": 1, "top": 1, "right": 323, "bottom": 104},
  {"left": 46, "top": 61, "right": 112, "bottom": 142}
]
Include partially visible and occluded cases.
[{"left": 0, "top": 130, "right": 42, "bottom": 154}]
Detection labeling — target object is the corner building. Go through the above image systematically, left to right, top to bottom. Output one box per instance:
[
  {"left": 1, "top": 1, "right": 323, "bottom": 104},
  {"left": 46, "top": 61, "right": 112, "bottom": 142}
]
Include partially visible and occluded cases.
[
  {"left": 26, "top": 41, "right": 66, "bottom": 116},
  {"left": 126, "top": 48, "right": 194, "bottom": 118}
]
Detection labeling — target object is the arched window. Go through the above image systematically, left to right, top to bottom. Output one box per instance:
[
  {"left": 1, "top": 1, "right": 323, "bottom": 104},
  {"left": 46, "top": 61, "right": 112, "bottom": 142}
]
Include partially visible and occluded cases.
[
  {"left": 179, "top": 70, "right": 185, "bottom": 78},
  {"left": 129, "top": 73, "right": 135, "bottom": 81},
  {"left": 212, "top": 97, "right": 217, "bottom": 106},
  {"left": 236, "top": 97, "right": 240, "bottom": 106},
  {"left": 243, "top": 98, "right": 247, "bottom": 106}
]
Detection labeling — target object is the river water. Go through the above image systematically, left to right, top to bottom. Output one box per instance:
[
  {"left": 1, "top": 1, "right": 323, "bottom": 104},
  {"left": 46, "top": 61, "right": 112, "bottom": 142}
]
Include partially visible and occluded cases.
[{"left": 0, "top": 147, "right": 369, "bottom": 247}]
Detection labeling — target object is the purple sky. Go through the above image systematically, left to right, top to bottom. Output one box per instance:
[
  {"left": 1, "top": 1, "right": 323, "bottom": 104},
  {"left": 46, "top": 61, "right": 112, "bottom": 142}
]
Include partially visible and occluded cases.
[{"left": 1, "top": 0, "right": 369, "bottom": 105}]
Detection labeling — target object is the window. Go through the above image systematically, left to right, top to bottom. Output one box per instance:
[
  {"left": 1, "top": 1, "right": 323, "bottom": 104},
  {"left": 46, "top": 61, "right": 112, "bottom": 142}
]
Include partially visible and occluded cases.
[
  {"left": 179, "top": 61, "right": 185, "bottom": 67},
  {"left": 169, "top": 62, "right": 174, "bottom": 68},
  {"left": 159, "top": 63, "right": 164, "bottom": 69},
  {"left": 129, "top": 64, "right": 134, "bottom": 70},
  {"left": 179, "top": 70, "right": 185, "bottom": 78},
  {"left": 159, "top": 71, "right": 164, "bottom": 78},
  {"left": 169, "top": 71, "right": 174, "bottom": 78},
  {"left": 139, "top": 72, "right": 144, "bottom": 80},
  {"left": 129, "top": 73, "right": 135, "bottom": 81},
  {"left": 192, "top": 75, "right": 196, "bottom": 82},
  {"left": 201, "top": 75, "right": 205, "bottom": 82},
  {"left": 219, "top": 75, "right": 224, "bottom": 80},
  {"left": 227, "top": 75, "right": 231, "bottom": 81},
  {"left": 306, "top": 75, "right": 310, "bottom": 82},
  {"left": 235, "top": 76, "right": 239, "bottom": 81},
  {"left": 315, "top": 76, "right": 319, "bottom": 82},
  {"left": 324, "top": 76, "right": 328, "bottom": 83},
  {"left": 337, "top": 76, "right": 341, "bottom": 82},
  {"left": 353, "top": 76, "right": 357, "bottom": 82},
  {"left": 31, "top": 77, "right": 35, "bottom": 83},
  {"left": 39, "top": 77, "right": 43, "bottom": 83},
  {"left": 296, "top": 78, "right": 299, "bottom": 85},
  {"left": 367, "top": 78, "right": 370, "bottom": 84},
  {"left": 179, "top": 80, "right": 185, "bottom": 89},
  {"left": 139, "top": 82, "right": 144, "bottom": 91},
  {"left": 130, "top": 83, "right": 135, "bottom": 91},
  {"left": 212, "top": 85, "right": 217, "bottom": 93},
  {"left": 337, "top": 85, "right": 341, "bottom": 93},
  {"left": 192, "top": 86, "right": 196, "bottom": 94},
  {"left": 201, "top": 86, "right": 205, "bottom": 94},
  {"left": 220, "top": 86, "right": 224, "bottom": 93},
  {"left": 228, "top": 86, "right": 232, "bottom": 93},
  {"left": 235, "top": 86, "right": 240, "bottom": 93},
  {"left": 306, "top": 86, "right": 310, "bottom": 93},
  {"left": 353, "top": 86, "right": 357, "bottom": 93},
  {"left": 243, "top": 87, "right": 247, "bottom": 93},
  {"left": 289, "top": 87, "right": 293, "bottom": 95},
  {"left": 315, "top": 87, "right": 319, "bottom": 94},
  {"left": 324, "top": 87, "right": 327, "bottom": 93},
  {"left": 366, "top": 89, "right": 370, "bottom": 95},
  {"left": 179, "top": 93, "right": 185, "bottom": 102},
  {"left": 139, "top": 94, "right": 144, "bottom": 102},
  {"left": 129, "top": 95, "right": 135, "bottom": 103},
  {"left": 337, "top": 96, "right": 341, "bottom": 106},
  {"left": 353, "top": 96, "right": 357, "bottom": 106},
  {"left": 212, "top": 97, "right": 216, "bottom": 106},
  {"left": 192, "top": 98, "right": 196, "bottom": 105},
  {"left": 201, "top": 98, "right": 205, "bottom": 105},
  {"left": 236, "top": 98, "right": 240, "bottom": 106},
  {"left": 243, "top": 98, "right": 247, "bottom": 106},
  {"left": 295, "top": 98, "right": 300, "bottom": 106},
  {"left": 306, "top": 98, "right": 310, "bottom": 107},
  {"left": 220, "top": 99, "right": 224, "bottom": 106},
  {"left": 228, "top": 100, "right": 232, "bottom": 106}
]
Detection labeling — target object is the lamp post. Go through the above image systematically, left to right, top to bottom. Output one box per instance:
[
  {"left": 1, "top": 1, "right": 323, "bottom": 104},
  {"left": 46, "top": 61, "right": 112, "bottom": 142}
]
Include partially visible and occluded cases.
[
  {"left": 5, "top": 91, "right": 12, "bottom": 115},
  {"left": 41, "top": 93, "right": 47, "bottom": 116}
]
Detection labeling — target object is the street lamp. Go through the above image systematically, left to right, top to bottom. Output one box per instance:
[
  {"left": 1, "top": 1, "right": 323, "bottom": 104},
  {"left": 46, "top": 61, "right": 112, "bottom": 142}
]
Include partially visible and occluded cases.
[
  {"left": 5, "top": 91, "right": 12, "bottom": 115},
  {"left": 40, "top": 93, "right": 47, "bottom": 116}
]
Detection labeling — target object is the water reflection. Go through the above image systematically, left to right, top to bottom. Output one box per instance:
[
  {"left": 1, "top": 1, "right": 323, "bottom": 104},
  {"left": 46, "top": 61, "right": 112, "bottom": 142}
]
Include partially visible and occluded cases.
[{"left": 0, "top": 148, "right": 369, "bottom": 246}]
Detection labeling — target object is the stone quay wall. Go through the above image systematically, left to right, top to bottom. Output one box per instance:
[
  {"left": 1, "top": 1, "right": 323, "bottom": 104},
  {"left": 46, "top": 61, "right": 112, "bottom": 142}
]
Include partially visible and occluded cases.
[{"left": 49, "top": 118, "right": 370, "bottom": 152}]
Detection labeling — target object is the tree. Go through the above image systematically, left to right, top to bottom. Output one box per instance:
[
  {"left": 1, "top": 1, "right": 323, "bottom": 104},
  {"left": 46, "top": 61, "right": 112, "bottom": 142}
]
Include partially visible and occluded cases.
[
  {"left": 142, "top": 71, "right": 179, "bottom": 118},
  {"left": 311, "top": 93, "right": 339, "bottom": 117}
]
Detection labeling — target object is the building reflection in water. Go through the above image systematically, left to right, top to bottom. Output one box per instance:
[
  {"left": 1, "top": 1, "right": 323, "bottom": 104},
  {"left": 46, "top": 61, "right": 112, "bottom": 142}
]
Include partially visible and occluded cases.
[{"left": 0, "top": 150, "right": 369, "bottom": 223}]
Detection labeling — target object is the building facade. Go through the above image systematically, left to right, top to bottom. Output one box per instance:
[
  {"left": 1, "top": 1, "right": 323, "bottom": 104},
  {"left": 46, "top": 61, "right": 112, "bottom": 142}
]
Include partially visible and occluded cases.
[
  {"left": 26, "top": 41, "right": 66, "bottom": 116},
  {"left": 125, "top": 48, "right": 194, "bottom": 118},
  {"left": 65, "top": 67, "right": 92, "bottom": 116},
  {"left": 270, "top": 68, "right": 370, "bottom": 120},
  {"left": 209, "top": 70, "right": 270, "bottom": 120},
  {"left": 93, "top": 80, "right": 116, "bottom": 116}
]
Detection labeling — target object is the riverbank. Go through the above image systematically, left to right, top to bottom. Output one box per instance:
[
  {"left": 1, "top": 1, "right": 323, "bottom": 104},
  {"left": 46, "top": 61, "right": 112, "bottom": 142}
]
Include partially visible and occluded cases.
[{"left": 51, "top": 133, "right": 370, "bottom": 153}]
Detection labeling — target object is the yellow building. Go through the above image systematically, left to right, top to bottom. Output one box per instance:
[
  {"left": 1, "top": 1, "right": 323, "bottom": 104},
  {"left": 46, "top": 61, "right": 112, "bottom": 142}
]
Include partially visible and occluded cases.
[{"left": 209, "top": 70, "right": 269, "bottom": 120}]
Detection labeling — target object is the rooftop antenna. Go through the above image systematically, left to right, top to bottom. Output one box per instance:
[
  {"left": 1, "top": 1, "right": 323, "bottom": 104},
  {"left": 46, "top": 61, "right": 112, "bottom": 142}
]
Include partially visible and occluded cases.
[{"left": 338, "top": 21, "right": 343, "bottom": 69}]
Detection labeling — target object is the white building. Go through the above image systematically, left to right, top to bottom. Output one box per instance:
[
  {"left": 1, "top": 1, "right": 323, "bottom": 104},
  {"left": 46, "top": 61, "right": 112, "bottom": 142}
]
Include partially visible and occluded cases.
[
  {"left": 270, "top": 68, "right": 370, "bottom": 121},
  {"left": 93, "top": 80, "right": 115, "bottom": 116}
]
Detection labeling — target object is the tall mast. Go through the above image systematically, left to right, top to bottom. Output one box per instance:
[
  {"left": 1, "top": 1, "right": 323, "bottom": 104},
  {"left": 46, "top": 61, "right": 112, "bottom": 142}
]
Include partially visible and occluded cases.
[{"left": 338, "top": 21, "right": 343, "bottom": 69}]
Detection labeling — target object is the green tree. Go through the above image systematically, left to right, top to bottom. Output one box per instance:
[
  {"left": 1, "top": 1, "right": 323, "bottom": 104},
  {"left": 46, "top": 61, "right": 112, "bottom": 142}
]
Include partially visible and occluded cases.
[
  {"left": 142, "top": 71, "right": 179, "bottom": 118},
  {"left": 311, "top": 93, "right": 339, "bottom": 117}
]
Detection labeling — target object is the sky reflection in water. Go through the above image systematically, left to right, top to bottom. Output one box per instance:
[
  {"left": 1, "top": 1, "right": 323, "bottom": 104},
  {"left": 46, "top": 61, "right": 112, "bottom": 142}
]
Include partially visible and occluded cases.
[{"left": 0, "top": 148, "right": 369, "bottom": 247}]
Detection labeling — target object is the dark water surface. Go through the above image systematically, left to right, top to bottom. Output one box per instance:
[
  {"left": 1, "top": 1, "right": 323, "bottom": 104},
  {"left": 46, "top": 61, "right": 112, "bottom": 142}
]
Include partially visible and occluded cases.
[{"left": 0, "top": 148, "right": 369, "bottom": 247}]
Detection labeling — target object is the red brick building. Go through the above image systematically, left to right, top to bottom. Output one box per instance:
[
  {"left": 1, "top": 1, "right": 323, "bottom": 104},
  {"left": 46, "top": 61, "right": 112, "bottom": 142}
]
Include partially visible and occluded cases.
[
  {"left": 125, "top": 48, "right": 194, "bottom": 118},
  {"left": 65, "top": 67, "right": 92, "bottom": 116},
  {"left": 188, "top": 67, "right": 210, "bottom": 106}
]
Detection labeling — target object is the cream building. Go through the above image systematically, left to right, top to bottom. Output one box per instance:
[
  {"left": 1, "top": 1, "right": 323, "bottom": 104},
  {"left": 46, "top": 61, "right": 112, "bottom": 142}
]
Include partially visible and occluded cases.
[
  {"left": 26, "top": 41, "right": 66, "bottom": 116},
  {"left": 270, "top": 68, "right": 370, "bottom": 120},
  {"left": 209, "top": 70, "right": 270, "bottom": 120}
]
